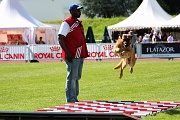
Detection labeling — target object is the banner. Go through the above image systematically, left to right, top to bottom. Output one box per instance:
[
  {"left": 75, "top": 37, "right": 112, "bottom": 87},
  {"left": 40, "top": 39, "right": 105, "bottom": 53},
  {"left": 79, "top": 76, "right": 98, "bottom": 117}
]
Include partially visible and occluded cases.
[
  {"left": 138, "top": 42, "right": 180, "bottom": 58},
  {"left": 0, "top": 43, "right": 180, "bottom": 61},
  {"left": 99, "top": 43, "right": 119, "bottom": 59},
  {"left": 0, "top": 45, "right": 26, "bottom": 60},
  {"left": 28, "top": 45, "right": 62, "bottom": 60}
]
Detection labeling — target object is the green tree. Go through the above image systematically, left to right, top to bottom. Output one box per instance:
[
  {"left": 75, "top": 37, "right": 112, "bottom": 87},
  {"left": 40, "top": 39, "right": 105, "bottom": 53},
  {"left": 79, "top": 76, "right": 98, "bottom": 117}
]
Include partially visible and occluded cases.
[
  {"left": 79, "top": 0, "right": 136, "bottom": 18},
  {"left": 80, "top": 0, "right": 180, "bottom": 18},
  {"left": 134, "top": 0, "right": 180, "bottom": 15},
  {"left": 163, "top": 0, "right": 180, "bottom": 15}
]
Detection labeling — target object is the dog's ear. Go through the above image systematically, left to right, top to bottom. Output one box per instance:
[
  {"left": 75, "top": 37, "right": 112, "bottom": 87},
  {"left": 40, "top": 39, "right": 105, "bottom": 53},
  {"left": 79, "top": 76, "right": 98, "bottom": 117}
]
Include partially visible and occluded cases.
[{"left": 122, "top": 34, "right": 128, "bottom": 39}]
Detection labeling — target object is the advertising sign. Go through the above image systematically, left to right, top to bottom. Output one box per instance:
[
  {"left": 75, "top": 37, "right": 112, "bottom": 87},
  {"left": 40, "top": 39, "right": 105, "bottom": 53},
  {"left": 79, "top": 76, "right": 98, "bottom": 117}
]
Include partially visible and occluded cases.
[{"left": 140, "top": 43, "right": 180, "bottom": 58}]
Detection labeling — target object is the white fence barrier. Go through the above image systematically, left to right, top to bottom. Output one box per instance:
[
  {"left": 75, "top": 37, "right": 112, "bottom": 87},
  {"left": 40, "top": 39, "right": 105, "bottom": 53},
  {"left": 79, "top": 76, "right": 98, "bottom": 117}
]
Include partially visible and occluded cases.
[{"left": 0, "top": 42, "right": 180, "bottom": 61}]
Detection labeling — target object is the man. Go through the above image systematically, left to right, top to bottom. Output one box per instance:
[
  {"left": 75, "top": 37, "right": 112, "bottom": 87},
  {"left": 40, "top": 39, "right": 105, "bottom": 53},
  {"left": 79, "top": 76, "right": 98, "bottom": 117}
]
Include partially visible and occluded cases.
[
  {"left": 58, "top": 4, "right": 89, "bottom": 103},
  {"left": 149, "top": 29, "right": 154, "bottom": 42},
  {"left": 154, "top": 30, "right": 162, "bottom": 42},
  {"left": 128, "top": 31, "right": 139, "bottom": 53},
  {"left": 167, "top": 32, "right": 173, "bottom": 43},
  {"left": 167, "top": 32, "right": 174, "bottom": 60},
  {"left": 37, "top": 37, "right": 45, "bottom": 44}
]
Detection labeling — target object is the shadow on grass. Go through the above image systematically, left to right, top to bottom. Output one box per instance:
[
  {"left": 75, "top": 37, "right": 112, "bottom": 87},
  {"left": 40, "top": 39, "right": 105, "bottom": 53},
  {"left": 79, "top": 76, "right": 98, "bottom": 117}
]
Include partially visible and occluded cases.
[{"left": 164, "top": 108, "right": 180, "bottom": 115}]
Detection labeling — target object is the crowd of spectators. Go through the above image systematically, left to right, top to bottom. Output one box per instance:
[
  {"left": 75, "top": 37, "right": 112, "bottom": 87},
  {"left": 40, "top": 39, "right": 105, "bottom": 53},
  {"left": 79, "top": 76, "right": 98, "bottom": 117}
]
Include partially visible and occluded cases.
[
  {"left": 111, "top": 29, "right": 177, "bottom": 44},
  {"left": 137, "top": 30, "right": 175, "bottom": 44}
]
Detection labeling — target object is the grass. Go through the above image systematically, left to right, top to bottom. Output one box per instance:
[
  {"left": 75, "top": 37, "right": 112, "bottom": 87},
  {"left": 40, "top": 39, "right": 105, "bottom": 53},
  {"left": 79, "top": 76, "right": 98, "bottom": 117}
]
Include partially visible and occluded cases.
[{"left": 0, "top": 59, "right": 180, "bottom": 120}]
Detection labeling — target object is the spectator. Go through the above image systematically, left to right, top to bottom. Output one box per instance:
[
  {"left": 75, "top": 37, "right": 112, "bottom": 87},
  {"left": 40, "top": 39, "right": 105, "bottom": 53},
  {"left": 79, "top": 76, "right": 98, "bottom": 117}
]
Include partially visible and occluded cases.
[
  {"left": 58, "top": 4, "right": 89, "bottom": 103},
  {"left": 149, "top": 29, "right": 154, "bottom": 42},
  {"left": 129, "top": 30, "right": 139, "bottom": 53},
  {"left": 154, "top": 30, "right": 162, "bottom": 42},
  {"left": 161, "top": 32, "right": 167, "bottom": 42},
  {"left": 167, "top": 32, "right": 174, "bottom": 60},
  {"left": 167, "top": 32, "right": 174, "bottom": 43},
  {"left": 142, "top": 34, "right": 150, "bottom": 43},
  {"left": 138, "top": 35, "right": 142, "bottom": 43},
  {"left": 37, "top": 37, "right": 45, "bottom": 44}
]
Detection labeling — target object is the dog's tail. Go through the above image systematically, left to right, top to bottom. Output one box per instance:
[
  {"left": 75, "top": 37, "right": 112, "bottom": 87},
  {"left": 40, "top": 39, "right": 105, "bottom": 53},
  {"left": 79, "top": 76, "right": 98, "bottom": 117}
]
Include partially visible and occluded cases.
[{"left": 113, "top": 60, "right": 122, "bottom": 70}]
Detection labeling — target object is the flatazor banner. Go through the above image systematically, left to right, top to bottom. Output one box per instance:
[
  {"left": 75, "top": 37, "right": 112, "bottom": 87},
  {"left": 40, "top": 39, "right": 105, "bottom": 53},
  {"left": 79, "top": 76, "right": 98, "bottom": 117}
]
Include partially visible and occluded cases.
[{"left": 140, "top": 42, "right": 180, "bottom": 58}]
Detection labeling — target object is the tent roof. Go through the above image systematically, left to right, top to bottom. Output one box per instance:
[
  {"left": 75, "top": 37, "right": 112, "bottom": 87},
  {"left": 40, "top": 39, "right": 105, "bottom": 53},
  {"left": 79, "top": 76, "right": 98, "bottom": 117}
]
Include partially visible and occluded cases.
[
  {"left": 0, "top": 0, "right": 51, "bottom": 29},
  {"left": 108, "top": 0, "right": 172, "bottom": 31},
  {"left": 160, "top": 13, "right": 180, "bottom": 28}
]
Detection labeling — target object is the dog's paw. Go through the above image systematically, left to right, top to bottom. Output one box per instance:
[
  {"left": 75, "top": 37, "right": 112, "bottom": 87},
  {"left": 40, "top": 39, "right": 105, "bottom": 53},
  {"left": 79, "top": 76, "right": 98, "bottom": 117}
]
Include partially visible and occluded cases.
[
  {"left": 114, "top": 48, "right": 120, "bottom": 53},
  {"left": 119, "top": 51, "right": 130, "bottom": 58},
  {"left": 113, "top": 67, "right": 118, "bottom": 70},
  {"left": 130, "top": 68, "right": 133, "bottom": 74},
  {"left": 119, "top": 74, "right": 123, "bottom": 79}
]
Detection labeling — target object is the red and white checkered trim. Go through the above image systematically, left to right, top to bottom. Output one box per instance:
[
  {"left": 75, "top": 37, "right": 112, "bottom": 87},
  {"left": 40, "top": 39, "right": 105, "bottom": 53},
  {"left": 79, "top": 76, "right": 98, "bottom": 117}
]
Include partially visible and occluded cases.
[{"left": 36, "top": 100, "right": 180, "bottom": 119}]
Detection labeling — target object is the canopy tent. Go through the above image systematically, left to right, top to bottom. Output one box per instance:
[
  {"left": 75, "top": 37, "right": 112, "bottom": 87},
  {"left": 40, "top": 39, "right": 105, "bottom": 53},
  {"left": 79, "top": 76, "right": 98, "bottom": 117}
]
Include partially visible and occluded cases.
[
  {"left": 0, "top": 0, "right": 56, "bottom": 45},
  {"left": 108, "top": 0, "right": 172, "bottom": 33},
  {"left": 159, "top": 13, "right": 180, "bottom": 40},
  {"left": 160, "top": 13, "right": 180, "bottom": 28}
]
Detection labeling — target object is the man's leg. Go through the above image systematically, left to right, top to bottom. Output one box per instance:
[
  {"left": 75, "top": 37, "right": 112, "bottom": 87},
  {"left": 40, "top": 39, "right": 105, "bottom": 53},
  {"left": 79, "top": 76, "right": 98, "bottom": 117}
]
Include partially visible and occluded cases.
[
  {"left": 65, "top": 58, "right": 84, "bottom": 102},
  {"left": 76, "top": 58, "right": 84, "bottom": 100}
]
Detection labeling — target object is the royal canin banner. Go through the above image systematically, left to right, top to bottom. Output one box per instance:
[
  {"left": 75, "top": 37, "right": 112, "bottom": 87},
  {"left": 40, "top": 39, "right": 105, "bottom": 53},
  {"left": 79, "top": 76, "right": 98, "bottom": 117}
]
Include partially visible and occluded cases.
[
  {"left": 87, "top": 43, "right": 119, "bottom": 59},
  {"left": 0, "top": 44, "right": 119, "bottom": 60},
  {"left": 0, "top": 45, "right": 27, "bottom": 60}
]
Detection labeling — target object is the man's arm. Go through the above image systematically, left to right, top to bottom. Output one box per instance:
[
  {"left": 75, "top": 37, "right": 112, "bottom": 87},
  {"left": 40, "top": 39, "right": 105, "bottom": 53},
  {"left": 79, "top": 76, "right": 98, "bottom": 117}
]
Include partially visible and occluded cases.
[{"left": 58, "top": 35, "right": 73, "bottom": 62}]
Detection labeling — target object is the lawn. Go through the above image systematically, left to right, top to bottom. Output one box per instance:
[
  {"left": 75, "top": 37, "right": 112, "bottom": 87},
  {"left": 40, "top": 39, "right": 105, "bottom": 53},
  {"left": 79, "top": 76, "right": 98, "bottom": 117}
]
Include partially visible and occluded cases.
[{"left": 0, "top": 59, "right": 180, "bottom": 120}]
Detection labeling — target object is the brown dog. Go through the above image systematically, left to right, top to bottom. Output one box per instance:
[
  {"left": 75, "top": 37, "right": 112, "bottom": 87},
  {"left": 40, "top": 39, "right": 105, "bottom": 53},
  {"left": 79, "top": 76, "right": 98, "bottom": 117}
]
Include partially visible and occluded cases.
[{"left": 113, "top": 34, "right": 137, "bottom": 79}]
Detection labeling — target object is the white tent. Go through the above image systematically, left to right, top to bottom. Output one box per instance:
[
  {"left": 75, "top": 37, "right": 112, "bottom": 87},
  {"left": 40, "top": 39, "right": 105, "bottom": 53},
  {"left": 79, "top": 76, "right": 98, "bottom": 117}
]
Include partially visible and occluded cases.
[
  {"left": 0, "top": 0, "right": 57, "bottom": 44},
  {"left": 108, "top": 0, "right": 172, "bottom": 32},
  {"left": 160, "top": 13, "right": 180, "bottom": 28}
]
